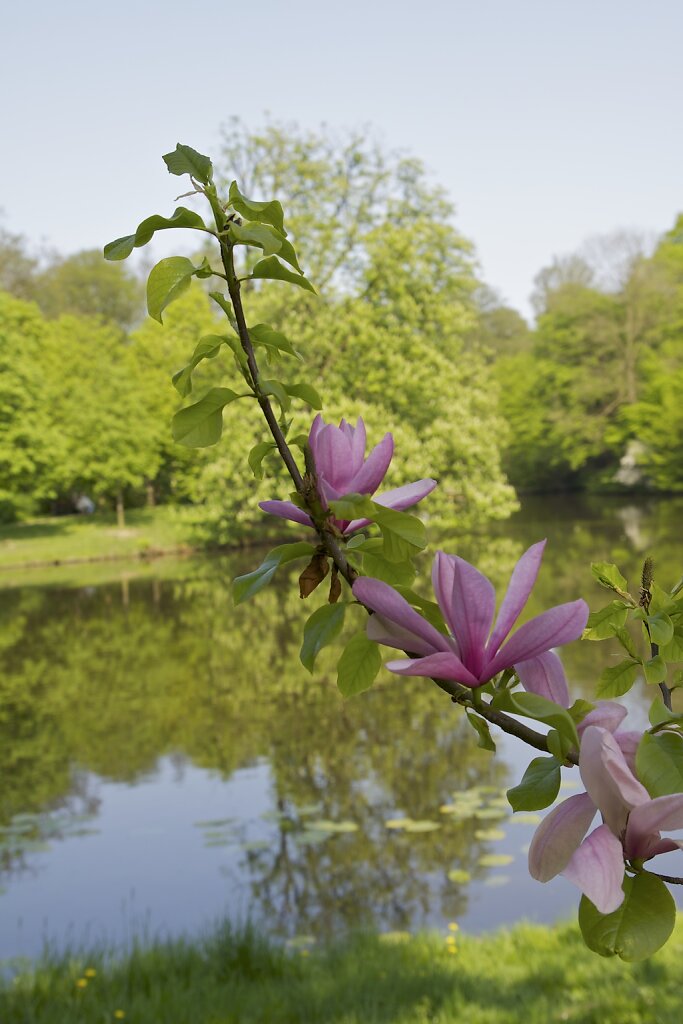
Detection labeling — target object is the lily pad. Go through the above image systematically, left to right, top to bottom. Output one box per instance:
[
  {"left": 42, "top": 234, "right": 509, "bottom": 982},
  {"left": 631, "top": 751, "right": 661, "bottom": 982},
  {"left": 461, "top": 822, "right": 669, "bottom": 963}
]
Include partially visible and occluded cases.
[
  {"left": 509, "top": 812, "right": 542, "bottom": 825},
  {"left": 385, "top": 818, "right": 413, "bottom": 829},
  {"left": 306, "top": 820, "right": 359, "bottom": 833},
  {"left": 403, "top": 820, "right": 441, "bottom": 833},
  {"left": 474, "top": 828, "right": 505, "bottom": 841},
  {"left": 478, "top": 853, "right": 514, "bottom": 867},
  {"left": 447, "top": 868, "right": 472, "bottom": 884},
  {"left": 484, "top": 874, "right": 511, "bottom": 888}
]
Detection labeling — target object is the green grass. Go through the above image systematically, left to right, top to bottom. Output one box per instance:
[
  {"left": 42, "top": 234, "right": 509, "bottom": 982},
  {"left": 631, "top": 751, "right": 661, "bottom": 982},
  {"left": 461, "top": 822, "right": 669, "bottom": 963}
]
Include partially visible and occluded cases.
[
  {"left": 0, "top": 507, "right": 192, "bottom": 573},
  {"left": 3, "top": 919, "right": 683, "bottom": 1024}
]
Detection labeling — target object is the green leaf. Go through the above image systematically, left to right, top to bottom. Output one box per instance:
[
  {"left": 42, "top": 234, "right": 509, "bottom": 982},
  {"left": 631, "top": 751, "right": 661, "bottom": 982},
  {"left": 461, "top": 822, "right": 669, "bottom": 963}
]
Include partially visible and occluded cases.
[
  {"left": 162, "top": 143, "right": 213, "bottom": 184},
  {"left": 228, "top": 181, "right": 285, "bottom": 234},
  {"left": 104, "top": 207, "right": 209, "bottom": 261},
  {"left": 228, "top": 221, "right": 302, "bottom": 273},
  {"left": 251, "top": 255, "right": 316, "bottom": 294},
  {"left": 147, "top": 256, "right": 197, "bottom": 324},
  {"left": 209, "top": 291, "right": 237, "bottom": 325},
  {"left": 249, "top": 323, "right": 302, "bottom": 361},
  {"left": 172, "top": 335, "right": 228, "bottom": 397},
  {"left": 261, "top": 378, "right": 290, "bottom": 413},
  {"left": 284, "top": 383, "right": 323, "bottom": 409},
  {"left": 171, "top": 387, "right": 243, "bottom": 447},
  {"left": 248, "top": 441, "right": 276, "bottom": 480},
  {"left": 328, "top": 494, "right": 374, "bottom": 522},
  {"left": 372, "top": 505, "right": 427, "bottom": 562},
  {"left": 233, "top": 542, "right": 314, "bottom": 605},
  {"left": 360, "top": 550, "right": 417, "bottom": 586},
  {"left": 591, "top": 562, "right": 631, "bottom": 598},
  {"left": 583, "top": 600, "right": 630, "bottom": 641},
  {"left": 300, "top": 602, "right": 347, "bottom": 673},
  {"left": 646, "top": 612, "right": 674, "bottom": 647},
  {"left": 611, "top": 625, "right": 638, "bottom": 659},
  {"left": 660, "top": 627, "right": 683, "bottom": 662},
  {"left": 337, "top": 632, "right": 382, "bottom": 697},
  {"left": 643, "top": 655, "right": 667, "bottom": 685},
  {"left": 596, "top": 659, "right": 640, "bottom": 699},
  {"left": 492, "top": 690, "right": 579, "bottom": 754},
  {"left": 648, "top": 698, "right": 683, "bottom": 728},
  {"left": 567, "top": 699, "right": 596, "bottom": 726},
  {"left": 465, "top": 711, "right": 496, "bottom": 752},
  {"left": 636, "top": 732, "right": 683, "bottom": 797},
  {"left": 507, "top": 756, "right": 561, "bottom": 811},
  {"left": 578, "top": 872, "right": 676, "bottom": 961}
]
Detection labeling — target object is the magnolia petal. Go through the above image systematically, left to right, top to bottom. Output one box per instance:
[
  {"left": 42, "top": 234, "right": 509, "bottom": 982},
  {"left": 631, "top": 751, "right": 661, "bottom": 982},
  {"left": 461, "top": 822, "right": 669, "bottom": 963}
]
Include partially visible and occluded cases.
[
  {"left": 308, "top": 413, "right": 325, "bottom": 448},
  {"left": 349, "top": 417, "right": 367, "bottom": 476},
  {"left": 314, "top": 422, "right": 355, "bottom": 492},
  {"left": 351, "top": 433, "right": 394, "bottom": 494},
  {"left": 346, "top": 478, "right": 437, "bottom": 533},
  {"left": 258, "top": 500, "right": 313, "bottom": 528},
  {"left": 488, "top": 540, "right": 546, "bottom": 656},
  {"left": 432, "top": 552, "right": 460, "bottom": 641},
  {"left": 446, "top": 556, "right": 496, "bottom": 678},
  {"left": 352, "top": 577, "right": 452, "bottom": 654},
  {"left": 486, "top": 600, "right": 589, "bottom": 678},
  {"left": 366, "top": 612, "right": 437, "bottom": 658},
  {"left": 515, "top": 651, "right": 570, "bottom": 707},
  {"left": 385, "top": 652, "right": 480, "bottom": 687},
  {"left": 577, "top": 701, "right": 628, "bottom": 737},
  {"left": 579, "top": 726, "right": 649, "bottom": 836},
  {"left": 613, "top": 730, "right": 640, "bottom": 775},
  {"left": 528, "top": 792, "right": 596, "bottom": 882},
  {"left": 625, "top": 794, "right": 683, "bottom": 860},
  {"left": 562, "top": 823, "right": 625, "bottom": 915}
]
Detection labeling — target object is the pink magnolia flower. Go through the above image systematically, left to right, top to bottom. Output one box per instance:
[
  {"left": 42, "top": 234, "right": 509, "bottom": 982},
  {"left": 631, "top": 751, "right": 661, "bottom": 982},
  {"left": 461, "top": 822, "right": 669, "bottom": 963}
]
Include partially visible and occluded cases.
[
  {"left": 260, "top": 415, "right": 436, "bottom": 534},
  {"left": 352, "top": 540, "right": 588, "bottom": 697},
  {"left": 528, "top": 724, "right": 683, "bottom": 914}
]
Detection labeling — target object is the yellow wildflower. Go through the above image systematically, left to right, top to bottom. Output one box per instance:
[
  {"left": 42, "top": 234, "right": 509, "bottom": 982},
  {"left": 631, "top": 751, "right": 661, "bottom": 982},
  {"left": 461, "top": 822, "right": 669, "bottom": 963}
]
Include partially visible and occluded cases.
[
  {"left": 448, "top": 922, "right": 459, "bottom": 932},
  {"left": 84, "top": 968, "right": 97, "bottom": 978},
  {"left": 76, "top": 978, "right": 87, "bottom": 989},
  {"left": 114, "top": 1013, "right": 126, "bottom": 1020}
]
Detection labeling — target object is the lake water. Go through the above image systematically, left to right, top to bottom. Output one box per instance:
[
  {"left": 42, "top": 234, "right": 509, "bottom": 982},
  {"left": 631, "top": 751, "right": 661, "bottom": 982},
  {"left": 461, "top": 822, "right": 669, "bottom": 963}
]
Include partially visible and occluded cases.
[{"left": 1, "top": 495, "right": 682, "bottom": 963}]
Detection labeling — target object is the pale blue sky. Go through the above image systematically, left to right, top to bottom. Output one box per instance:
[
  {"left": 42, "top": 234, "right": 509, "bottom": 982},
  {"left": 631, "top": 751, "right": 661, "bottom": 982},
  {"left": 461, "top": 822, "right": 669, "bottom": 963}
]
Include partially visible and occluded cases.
[{"left": 2, "top": 0, "right": 681, "bottom": 317}]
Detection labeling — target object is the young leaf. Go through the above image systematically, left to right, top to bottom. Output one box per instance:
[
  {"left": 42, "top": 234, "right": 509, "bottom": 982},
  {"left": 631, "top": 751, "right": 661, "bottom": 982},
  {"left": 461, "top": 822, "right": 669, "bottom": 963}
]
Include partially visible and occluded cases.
[
  {"left": 162, "top": 143, "right": 213, "bottom": 184},
  {"left": 228, "top": 181, "right": 285, "bottom": 234},
  {"left": 104, "top": 208, "right": 209, "bottom": 261},
  {"left": 228, "top": 221, "right": 303, "bottom": 274},
  {"left": 250, "top": 255, "right": 316, "bottom": 294},
  {"left": 147, "top": 256, "right": 197, "bottom": 323},
  {"left": 249, "top": 323, "right": 302, "bottom": 361},
  {"left": 172, "top": 335, "right": 229, "bottom": 397},
  {"left": 261, "top": 378, "right": 290, "bottom": 413},
  {"left": 284, "top": 383, "right": 323, "bottom": 409},
  {"left": 171, "top": 387, "right": 243, "bottom": 447},
  {"left": 248, "top": 441, "right": 276, "bottom": 479},
  {"left": 232, "top": 542, "right": 314, "bottom": 606},
  {"left": 591, "top": 562, "right": 631, "bottom": 599},
  {"left": 393, "top": 587, "right": 448, "bottom": 633},
  {"left": 583, "top": 600, "right": 630, "bottom": 641},
  {"left": 300, "top": 602, "right": 347, "bottom": 673},
  {"left": 646, "top": 612, "right": 674, "bottom": 647},
  {"left": 611, "top": 624, "right": 638, "bottom": 659},
  {"left": 660, "top": 628, "right": 683, "bottom": 662},
  {"left": 337, "top": 632, "right": 382, "bottom": 697},
  {"left": 643, "top": 655, "right": 667, "bottom": 685},
  {"left": 596, "top": 659, "right": 640, "bottom": 699},
  {"left": 492, "top": 690, "right": 579, "bottom": 753},
  {"left": 465, "top": 710, "right": 496, "bottom": 752},
  {"left": 636, "top": 732, "right": 683, "bottom": 798},
  {"left": 507, "top": 756, "right": 561, "bottom": 811},
  {"left": 578, "top": 872, "right": 676, "bottom": 961}
]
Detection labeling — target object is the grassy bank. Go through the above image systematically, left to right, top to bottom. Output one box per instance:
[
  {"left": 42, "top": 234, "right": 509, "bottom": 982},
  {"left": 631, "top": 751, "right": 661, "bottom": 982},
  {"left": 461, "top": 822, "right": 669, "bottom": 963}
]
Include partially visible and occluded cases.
[
  {"left": 0, "top": 507, "right": 192, "bottom": 571},
  {"left": 3, "top": 919, "right": 683, "bottom": 1024}
]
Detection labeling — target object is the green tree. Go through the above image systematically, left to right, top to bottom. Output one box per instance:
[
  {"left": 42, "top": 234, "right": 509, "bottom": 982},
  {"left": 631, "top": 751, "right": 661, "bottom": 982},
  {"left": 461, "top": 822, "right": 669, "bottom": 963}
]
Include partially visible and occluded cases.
[{"left": 36, "top": 248, "right": 143, "bottom": 330}]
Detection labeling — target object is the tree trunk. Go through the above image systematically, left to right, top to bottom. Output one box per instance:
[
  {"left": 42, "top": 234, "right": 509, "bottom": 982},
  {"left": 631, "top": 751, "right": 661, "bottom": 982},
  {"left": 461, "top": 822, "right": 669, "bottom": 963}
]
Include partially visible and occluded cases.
[
  {"left": 146, "top": 480, "right": 156, "bottom": 507},
  {"left": 116, "top": 490, "right": 125, "bottom": 529}
]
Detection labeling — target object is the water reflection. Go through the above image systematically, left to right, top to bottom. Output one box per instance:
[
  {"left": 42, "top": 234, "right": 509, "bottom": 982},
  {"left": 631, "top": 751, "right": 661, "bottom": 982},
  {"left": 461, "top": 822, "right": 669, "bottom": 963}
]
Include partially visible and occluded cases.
[{"left": 1, "top": 495, "right": 682, "bottom": 958}]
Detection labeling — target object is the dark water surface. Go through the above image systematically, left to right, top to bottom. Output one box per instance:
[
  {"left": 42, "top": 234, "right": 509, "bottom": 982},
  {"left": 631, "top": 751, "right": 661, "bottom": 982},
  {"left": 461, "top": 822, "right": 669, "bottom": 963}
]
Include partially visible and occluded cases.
[{"left": 1, "top": 496, "right": 682, "bottom": 962}]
